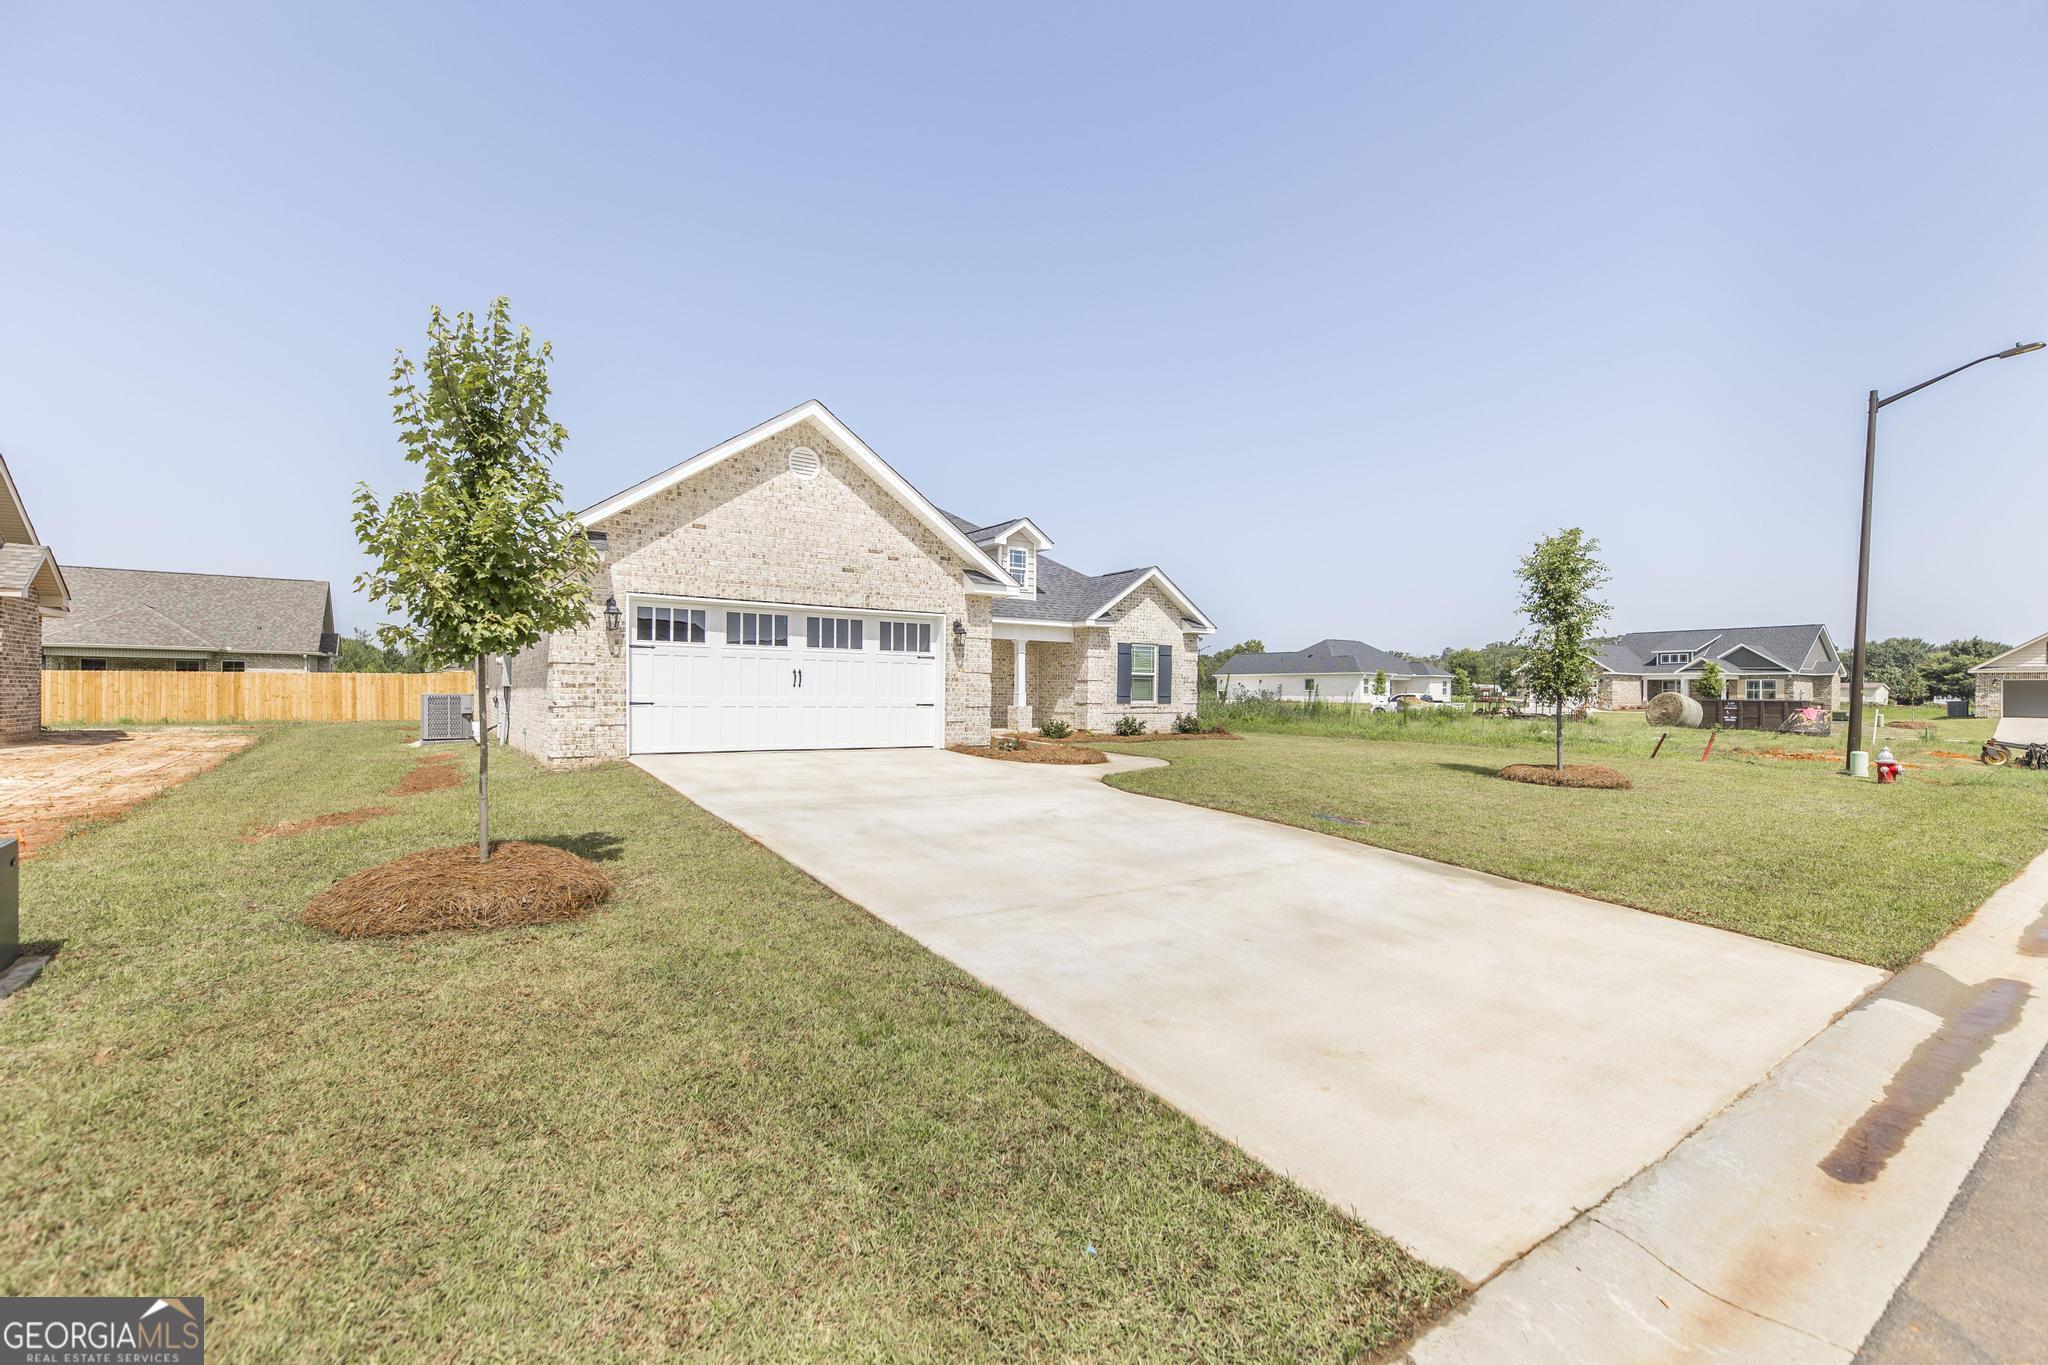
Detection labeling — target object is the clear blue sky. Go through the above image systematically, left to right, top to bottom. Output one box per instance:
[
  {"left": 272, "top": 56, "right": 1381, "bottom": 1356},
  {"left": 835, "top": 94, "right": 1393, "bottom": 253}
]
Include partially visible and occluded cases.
[{"left": 4, "top": 2, "right": 2043, "bottom": 655}]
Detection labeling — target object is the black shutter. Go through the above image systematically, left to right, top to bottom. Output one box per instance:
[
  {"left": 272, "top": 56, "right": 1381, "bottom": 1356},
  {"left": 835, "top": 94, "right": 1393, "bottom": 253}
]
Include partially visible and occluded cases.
[
  {"left": 1117, "top": 643, "right": 1133, "bottom": 703},
  {"left": 1158, "top": 645, "right": 1172, "bottom": 703}
]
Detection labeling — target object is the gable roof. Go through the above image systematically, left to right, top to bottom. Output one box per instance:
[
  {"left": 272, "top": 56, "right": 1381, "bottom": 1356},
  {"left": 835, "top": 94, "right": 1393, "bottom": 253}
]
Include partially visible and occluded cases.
[
  {"left": 576, "top": 400, "right": 1019, "bottom": 594},
  {"left": 938, "top": 512, "right": 1213, "bottom": 631},
  {"left": 0, "top": 543, "right": 70, "bottom": 613},
  {"left": 43, "top": 567, "right": 336, "bottom": 656},
  {"left": 1594, "top": 625, "right": 1842, "bottom": 677},
  {"left": 1971, "top": 631, "right": 2048, "bottom": 673},
  {"left": 1216, "top": 638, "right": 1449, "bottom": 678}
]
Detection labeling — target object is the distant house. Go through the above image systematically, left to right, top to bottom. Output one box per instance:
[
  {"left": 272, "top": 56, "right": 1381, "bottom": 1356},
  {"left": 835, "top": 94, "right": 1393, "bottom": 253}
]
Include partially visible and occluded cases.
[
  {"left": 0, "top": 453, "right": 71, "bottom": 739},
  {"left": 41, "top": 567, "right": 338, "bottom": 673},
  {"left": 1592, "top": 625, "right": 1845, "bottom": 710},
  {"left": 1969, "top": 634, "right": 2048, "bottom": 719},
  {"left": 1215, "top": 639, "right": 1452, "bottom": 703},
  {"left": 1863, "top": 680, "right": 1890, "bottom": 707}
]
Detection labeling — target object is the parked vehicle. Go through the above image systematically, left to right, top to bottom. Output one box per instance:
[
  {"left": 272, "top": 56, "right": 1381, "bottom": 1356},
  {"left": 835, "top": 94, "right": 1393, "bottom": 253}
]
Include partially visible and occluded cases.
[{"left": 1390, "top": 693, "right": 1437, "bottom": 707}]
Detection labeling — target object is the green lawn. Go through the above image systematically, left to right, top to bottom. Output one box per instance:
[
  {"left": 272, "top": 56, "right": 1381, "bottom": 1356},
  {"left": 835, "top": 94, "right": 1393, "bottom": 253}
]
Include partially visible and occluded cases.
[
  {"left": 1, "top": 724, "right": 1458, "bottom": 1360},
  {"left": 1107, "top": 724, "right": 2048, "bottom": 970}
]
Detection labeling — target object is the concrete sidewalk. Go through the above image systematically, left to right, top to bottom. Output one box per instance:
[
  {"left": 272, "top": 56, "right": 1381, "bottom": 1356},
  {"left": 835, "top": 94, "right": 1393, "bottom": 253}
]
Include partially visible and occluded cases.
[
  {"left": 637, "top": 747, "right": 1879, "bottom": 1283},
  {"left": 1410, "top": 847, "right": 2048, "bottom": 1362}
]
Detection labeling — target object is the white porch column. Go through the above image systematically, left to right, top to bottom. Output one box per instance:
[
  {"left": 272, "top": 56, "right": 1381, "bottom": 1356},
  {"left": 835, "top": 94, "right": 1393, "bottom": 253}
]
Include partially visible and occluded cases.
[{"left": 1006, "top": 636, "right": 1033, "bottom": 730}]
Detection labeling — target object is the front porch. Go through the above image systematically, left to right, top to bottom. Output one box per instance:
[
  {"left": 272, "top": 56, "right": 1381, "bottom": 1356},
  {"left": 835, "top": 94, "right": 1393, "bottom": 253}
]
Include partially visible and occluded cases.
[{"left": 988, "top": 625, "right": 1090, "bottom": 733}]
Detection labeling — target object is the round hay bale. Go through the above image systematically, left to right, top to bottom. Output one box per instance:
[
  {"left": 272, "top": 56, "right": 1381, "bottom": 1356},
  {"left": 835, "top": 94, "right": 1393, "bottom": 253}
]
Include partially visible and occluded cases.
[
  {"left": 1644, "top": 692, "right": 1704, "bottom": 728},
  {"left": 1498, "top": 763, "right": 1633, "bottom": 790},
  {"left": 302, "top": 840, "right": 612, "bottom": 938}
]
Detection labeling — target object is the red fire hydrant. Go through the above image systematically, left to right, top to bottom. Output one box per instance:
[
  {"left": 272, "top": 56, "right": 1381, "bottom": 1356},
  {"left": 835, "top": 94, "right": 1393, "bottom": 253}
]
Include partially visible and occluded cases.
[{"left": 1875, "top": 746, "right": 1901, "bottom": 784}]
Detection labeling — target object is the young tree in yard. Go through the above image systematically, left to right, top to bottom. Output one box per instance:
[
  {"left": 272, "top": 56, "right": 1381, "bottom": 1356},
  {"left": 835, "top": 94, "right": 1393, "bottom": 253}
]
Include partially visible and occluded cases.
[
  {"left": 353, "top": 298, "right": 599, "bottom": 863},
  {"left": 1515, "top": 528, "right": 1610, "bottom": 770},
  {"left": 1691, "top": 659, "right": 1725, "bottom": 704},
  {"left": 1373, "top": 668, "right": 1388, "bottom": 698}
]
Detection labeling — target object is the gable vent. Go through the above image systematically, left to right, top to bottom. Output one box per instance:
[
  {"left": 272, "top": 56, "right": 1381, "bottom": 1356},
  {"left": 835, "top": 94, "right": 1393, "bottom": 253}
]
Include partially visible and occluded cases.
[{"left": 788, "top": 446, "right": 822, "bottom": 481}]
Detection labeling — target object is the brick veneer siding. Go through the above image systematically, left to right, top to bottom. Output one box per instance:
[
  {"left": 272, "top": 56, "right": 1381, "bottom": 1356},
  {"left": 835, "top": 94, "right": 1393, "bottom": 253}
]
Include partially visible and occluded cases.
[
  {"left": 509, "top": 417, "right": 996, "bottom": 764},
  {"left": 1073, "top": 581, "right": 1200, "bottom": 733},
  {"left": 1, "top": 599, "right": 41, "bottom": 740},
  {"left": 1975, "top": 671, "right": 2048, "bottom": 719}
]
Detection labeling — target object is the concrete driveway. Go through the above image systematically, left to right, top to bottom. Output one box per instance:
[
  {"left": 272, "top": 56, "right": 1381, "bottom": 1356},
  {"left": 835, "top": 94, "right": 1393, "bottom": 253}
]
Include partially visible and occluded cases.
[{"left": 635, "top": 747, "right": 1881, "bottom": 1281}]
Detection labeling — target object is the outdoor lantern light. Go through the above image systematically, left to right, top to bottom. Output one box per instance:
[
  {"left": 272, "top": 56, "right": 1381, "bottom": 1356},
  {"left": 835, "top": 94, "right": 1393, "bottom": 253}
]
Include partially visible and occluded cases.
[
  {"left": 604, "top": 596, "right": 622, "bottom": 632},
  {"left": 952, "top": 619, "right": 967, "bottom": 637}
]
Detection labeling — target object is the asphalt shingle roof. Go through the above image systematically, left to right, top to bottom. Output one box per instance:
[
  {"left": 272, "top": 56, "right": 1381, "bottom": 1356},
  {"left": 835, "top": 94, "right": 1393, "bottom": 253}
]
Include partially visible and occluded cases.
[
  {"left": 941, "top": 511, "right": 1200, "bottom": 625},
  {"left": 0, "top": 543, "right": 56, "bottom": 595},
  {"left": 43, "top": 566, "right": 336, "bottom": 655},
  {"left": 1595, "top": 625, "right": 1841, "bottom": 676},
  {"left": 1216, "top": 639, "right": 1449, "bottom": 678}
]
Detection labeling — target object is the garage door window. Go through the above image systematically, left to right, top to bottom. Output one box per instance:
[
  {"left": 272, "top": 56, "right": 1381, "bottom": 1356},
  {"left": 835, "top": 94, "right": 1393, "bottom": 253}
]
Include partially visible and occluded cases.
[
  {"left": 638, "top": 605, "right": 707, "bottom": 644},
  {"left": 724, "top": 612, "right": 789, "bottom": 647},
  {"left": 807, "top": 617, "right": 864, "bottom": 650},
  {"left": 878, "top": 620, "right": 931, "bottom": 653}
]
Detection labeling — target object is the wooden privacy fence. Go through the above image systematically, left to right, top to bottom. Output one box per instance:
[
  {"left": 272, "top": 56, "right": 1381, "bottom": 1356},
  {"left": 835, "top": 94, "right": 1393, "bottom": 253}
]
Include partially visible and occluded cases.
[{"left": 41, "top": 670, "right": 478, "bottom": 724}]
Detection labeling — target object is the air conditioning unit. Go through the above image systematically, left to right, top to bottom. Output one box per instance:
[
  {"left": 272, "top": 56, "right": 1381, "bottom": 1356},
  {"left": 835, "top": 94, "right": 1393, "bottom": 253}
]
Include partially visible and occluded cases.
[{"left": 420, "top": 692, "right": 474, "bottom": 743}]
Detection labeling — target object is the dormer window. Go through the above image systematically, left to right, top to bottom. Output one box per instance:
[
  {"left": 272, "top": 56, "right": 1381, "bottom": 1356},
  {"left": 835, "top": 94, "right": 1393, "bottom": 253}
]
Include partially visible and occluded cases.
[
  {"left": 1007, "top": 546, "right": 1027, "bottom": 585},
  {"left": 1654, "top": 652, "right": 1692, "bottom": 666}
]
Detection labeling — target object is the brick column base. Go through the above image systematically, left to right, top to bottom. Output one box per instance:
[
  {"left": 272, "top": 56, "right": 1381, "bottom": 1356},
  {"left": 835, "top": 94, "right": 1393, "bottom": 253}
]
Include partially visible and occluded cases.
[{"left": 1005, "top": 704, "right": 1034, "bottom": 731}]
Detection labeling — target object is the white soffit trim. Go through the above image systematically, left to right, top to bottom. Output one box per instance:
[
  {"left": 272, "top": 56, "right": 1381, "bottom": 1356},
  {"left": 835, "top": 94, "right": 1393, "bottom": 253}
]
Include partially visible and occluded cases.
[
  {"left": 576, "top": 400, "right": 1019, "bottom": 592},
  {"left": 0, "top": 453, "right": 41, "bottom": 546},
  {"left": 1086, "top": 567, "right": 1216, "bottom": 634},
  {"left": 1972, "top": 630, "right": 2048, "bottom": 673}
]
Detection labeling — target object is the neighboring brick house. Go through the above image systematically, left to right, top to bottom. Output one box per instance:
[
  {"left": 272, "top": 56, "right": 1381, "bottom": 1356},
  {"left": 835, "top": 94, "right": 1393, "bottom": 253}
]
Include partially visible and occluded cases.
[
  {"left": 496, "top": 400, "right": 1213, "bottom": 764},
  {"left": 0, "top": 453, "right": 72, "bottom": 740},
  {"left": 41, "top": 567, "right": 338, "bottom": 673},
  {"left": 1591, "top": 625, "right": 1846, "bottom": 710},
  {"left": 1969, "top": 633, "right": 2048, "bottom": 719},
  {"left": 1213, "top": 640, "right": 1453, "bottom": 702}
]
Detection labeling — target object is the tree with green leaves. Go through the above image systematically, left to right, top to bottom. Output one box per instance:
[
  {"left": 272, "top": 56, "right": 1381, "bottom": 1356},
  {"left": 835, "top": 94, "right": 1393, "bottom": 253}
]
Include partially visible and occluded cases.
[
  {"left": 354, "top": 297, "right": 599, "bottom": 863},
  {"left": 1515, "top": 528, "right": 1610, "bottom": 770},
  {"left": 335, "top": 626, "right": 429, "bottom": 673},
  {"left": 1921, "top": 637, "right": 2010, "bottom": 702},
  {"left": 1691, "top": 659, "right": 1724, "bottom": 704},
  {"left": 1373, "top": 668, "right": 1388, "bottom": 697}
]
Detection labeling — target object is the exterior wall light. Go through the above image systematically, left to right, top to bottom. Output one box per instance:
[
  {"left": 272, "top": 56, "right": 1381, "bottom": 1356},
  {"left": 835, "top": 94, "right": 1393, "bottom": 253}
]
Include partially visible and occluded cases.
[{"left": 604, "top": 596, "right": 623, "bottom": 633}]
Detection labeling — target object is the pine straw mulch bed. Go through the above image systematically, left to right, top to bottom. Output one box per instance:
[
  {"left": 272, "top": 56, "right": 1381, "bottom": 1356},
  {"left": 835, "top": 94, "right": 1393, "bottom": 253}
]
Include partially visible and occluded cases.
[
  {"left": 1029, "top": 729, "right": 1240, "bottom": 745},
  {"left": 950, "top": 742, "right": 1108, "bottom": 765},
  {"left": 1497, "top": 763, "right": 1633, "bottom": 790},
  {"left": 301, "top": 841, "right": 613, "bottom": 938}
]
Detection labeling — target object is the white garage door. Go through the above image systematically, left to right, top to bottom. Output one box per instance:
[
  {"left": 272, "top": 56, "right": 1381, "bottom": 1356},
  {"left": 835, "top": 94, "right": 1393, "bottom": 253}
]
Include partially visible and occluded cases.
[
  {"left": 628, "top": 598, "right": 941, "bottom": 754},
  {"left": 2008, "top": 680, "right": 2048, "bottom": 719}
]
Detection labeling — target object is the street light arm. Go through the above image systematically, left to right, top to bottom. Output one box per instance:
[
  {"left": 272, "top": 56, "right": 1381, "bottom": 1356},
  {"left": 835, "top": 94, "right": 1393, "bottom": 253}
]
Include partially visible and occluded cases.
[{"left": 1878, "top": 342, "right": 2043, "bottom": 407}]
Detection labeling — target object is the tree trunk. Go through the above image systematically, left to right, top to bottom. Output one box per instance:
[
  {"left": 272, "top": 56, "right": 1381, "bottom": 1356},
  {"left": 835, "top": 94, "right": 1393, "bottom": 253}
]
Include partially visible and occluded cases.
[
  {"left": 475, "top": 653, "right": 490, "bottom": 864},
  {"left": 1554, "top": 697, "right": 1565, "bottom": 771}
]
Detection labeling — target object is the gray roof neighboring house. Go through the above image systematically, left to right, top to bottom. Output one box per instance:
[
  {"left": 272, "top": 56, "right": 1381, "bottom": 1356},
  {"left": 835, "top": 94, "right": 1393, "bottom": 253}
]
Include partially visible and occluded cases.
[
  {"left": 941, "top": 511, "right": 1208, "bottom": 628},
  {"left": 42, "top": 566, "right": 338, "bottom": 657},
  {"left": 1595, "top": 624, "right": 1843, "bottom": 677},
  {"left": 1217, "top": 639, "right": 1451, "bottom": 678}
]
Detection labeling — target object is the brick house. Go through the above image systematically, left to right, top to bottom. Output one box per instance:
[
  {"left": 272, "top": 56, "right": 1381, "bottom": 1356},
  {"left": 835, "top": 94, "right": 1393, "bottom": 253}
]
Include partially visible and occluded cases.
[
  {"left": 496, "top": 400, "right": 1213, "bottom": 763},
  {"left": 0, "top": 454, "right": 72, "bottom": 740},
  {"left": 41, "top": 567, "right": 338, "bottom": 673},
  {"left": 1591, "top": 625, "right": 1846, "bottom": 711},
  {"left": 1968, "top": 633, "right": 2048, "bottom": 719}
]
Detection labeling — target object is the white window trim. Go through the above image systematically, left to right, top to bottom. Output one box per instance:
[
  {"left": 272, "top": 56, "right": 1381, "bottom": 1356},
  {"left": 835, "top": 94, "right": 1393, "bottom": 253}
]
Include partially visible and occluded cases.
[
  {"left": 1007, "top": 546, "right": 1028, "bottom": 585},
  {"left": 1130, "top": 643, "right": 1158, "bottom": 703},
  {"left": 1745, "top": 678, "right": 1780, "bottom": 700}
]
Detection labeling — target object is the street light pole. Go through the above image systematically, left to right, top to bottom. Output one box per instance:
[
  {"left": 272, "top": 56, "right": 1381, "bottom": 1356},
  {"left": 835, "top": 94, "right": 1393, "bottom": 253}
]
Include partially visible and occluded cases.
[{"left": 1844, "top": 341, "right": 2044, "bottom": 773}]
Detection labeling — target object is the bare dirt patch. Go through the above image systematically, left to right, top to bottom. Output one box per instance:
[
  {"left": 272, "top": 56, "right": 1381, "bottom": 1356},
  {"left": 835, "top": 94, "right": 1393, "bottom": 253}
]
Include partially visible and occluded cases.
[
  {"left": 0, "top": 727, "right": 256, "bottom": 857},
  {"left": 951, "top": 742, "right": 1108, "bottom": 765},
  {"left": 390, "top": 755, "right": 463, "bottom": 795},
  {"left": 1498, "top": 763, "right": 1633, "bottom": 790},
  {"left": 242, "top": 806, "right": 399, "bottom": 843},
  {"left": 302, "top": 840, "right": 612, "bottom": 937}
]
